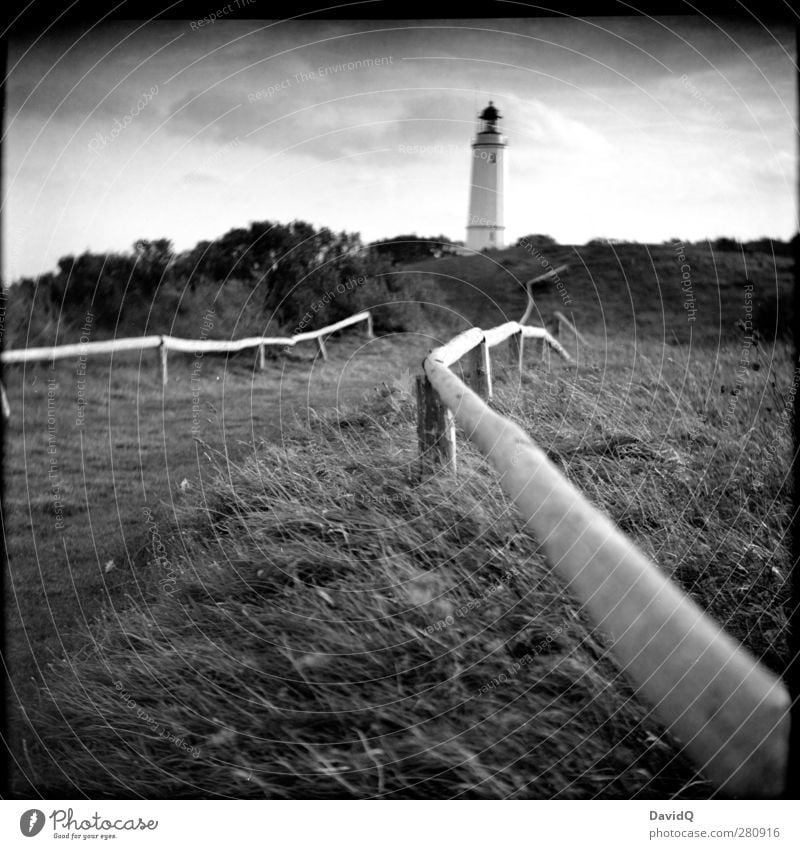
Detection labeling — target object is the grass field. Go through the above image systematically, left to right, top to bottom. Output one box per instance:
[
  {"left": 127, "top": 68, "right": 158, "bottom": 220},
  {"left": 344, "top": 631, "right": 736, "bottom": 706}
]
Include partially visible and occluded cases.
[
  {"left": 408, "top": 240, "right": 793, "bottom": 346},
  {"left": 2, "top": 242, "right": 794, "bottom": 797},
  {"left": 2, "top": 328, "right": 423, "bottom": 793}
]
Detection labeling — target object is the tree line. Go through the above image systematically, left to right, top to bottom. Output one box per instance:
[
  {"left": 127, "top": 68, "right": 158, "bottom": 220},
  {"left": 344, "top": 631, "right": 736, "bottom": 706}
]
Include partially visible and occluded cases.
[{"left": 2, "top": 222, "right": 451, "bottom": 348}]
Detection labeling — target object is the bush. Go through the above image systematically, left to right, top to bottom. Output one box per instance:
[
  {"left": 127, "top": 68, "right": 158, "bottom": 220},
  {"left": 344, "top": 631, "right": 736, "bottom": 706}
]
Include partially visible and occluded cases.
[
  {"left": 5, "top": 222, "right": 388, "bottom": 346},
  {"left": 367, "top": 234, "right": 455, "bottom": 265},
  {"left": 516, "top": 234, "right": 557, "bottom": 248},
  {"left": 585, "top": 237, "right": 625, "bottom": 246},
  {"left": 712, "top": 237, "right": 741, "bottom": 252},
  {"left": 742, "top": 238, "right": 792, "bottom": 257},
  {"left": 345, "top": 272, "right": 442, "bottom": 333},
  {"left": 754, "top": 290, "right": 793, "bottom": 341}
]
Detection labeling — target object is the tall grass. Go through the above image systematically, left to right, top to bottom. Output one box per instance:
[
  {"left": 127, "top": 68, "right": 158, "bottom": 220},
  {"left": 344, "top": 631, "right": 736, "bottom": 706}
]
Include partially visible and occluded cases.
[
  {"left": 408, "top": 242, "right": 794, "bottom": 347},
  {"left": 24, "top": 335, "right": 793, "bottom": 798}
]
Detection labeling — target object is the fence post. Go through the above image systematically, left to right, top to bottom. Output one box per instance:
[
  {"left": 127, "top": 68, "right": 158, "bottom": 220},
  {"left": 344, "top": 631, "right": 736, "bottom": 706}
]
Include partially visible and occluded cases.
[
  {"left": 554, "top": 311, "right": 590, "bottom": 347},
  {"left": 366, "top": 313, "right": 374, "bottom": 339},
  {"left": 539, "top": 318, "right": 560, "bottom": 368},
  {"left": 508, "top": 330, "right": 524, "bottom": 374},
  {"left": 317, "top": 335, "right": 328, "bottom": 361},
  {"left": 159, "top": 338, "right": 168, "bottom": 386},
  {"left": 468, "top": 341, "right": 492, "bottom": 401},
  {"left": 258, "top": 344, "right": 266, "bottom": 371},
  {"left": 416, "top": 374, "right": 456, "bottom": 475},
  {"left": 1, "top": 381, "right": 10, "bottom": 419}
]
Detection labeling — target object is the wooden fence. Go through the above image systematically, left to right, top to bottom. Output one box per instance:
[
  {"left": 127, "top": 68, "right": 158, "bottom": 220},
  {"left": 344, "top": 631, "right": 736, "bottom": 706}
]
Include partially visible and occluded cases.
[
  {"left": 519, "top": 264, "right": 569, "bottom": 325},
  {"left": 0, "top": 310, "right": 373, "bottom": 416},
  {"left": 416, "top": 318, "right": 789, "bottom": 798},
  {"left": 416, "top": 321, "right": 571, "bottom": 475}
]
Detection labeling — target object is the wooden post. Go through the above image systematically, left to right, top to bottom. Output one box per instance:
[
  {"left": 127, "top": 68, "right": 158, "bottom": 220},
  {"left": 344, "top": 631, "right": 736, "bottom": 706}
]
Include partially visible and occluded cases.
[
  {"left": 520, "top": 264, "right": 569, "bottom": 325},
  {"left": 553, "top": 311, "right": 590, "bottom": 347},
  {"left": 366, "top": 313, "right": 374, "bottom": 339},
  {"left": 549, "top": 316, "right": 560, "bottom": 368},
  {"left": 539, "top": 318, "right": 559, "bottom": 368},
  {"left": 508, "top": 330, "right": 524, "bottom": 374},
  {"left": 317, "top": 335, "right": 328, "bottom": 361},
  {"left": 159, "top": 339, "right": 168, "bottom": 386},
  {"left": 468, "top": 342, "right": 492, "bottom": 401},
  {"left": 483, "top": 343, "right": 493, "bottom": 401},
  {"left": 258, "top": 344, "right": 266, "bottom": 371},
  {"left": 416, "top": 374, "right": 456, "bottom": 475},
  {"left": 1, "top": 381, "right": 10, "bottom": 419}
]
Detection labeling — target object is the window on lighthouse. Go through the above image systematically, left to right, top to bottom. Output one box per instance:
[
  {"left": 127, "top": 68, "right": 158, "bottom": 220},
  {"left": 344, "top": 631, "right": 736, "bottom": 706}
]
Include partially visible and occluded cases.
[{"left": 488, "top": 153, "right": 496, "bottom": 163}]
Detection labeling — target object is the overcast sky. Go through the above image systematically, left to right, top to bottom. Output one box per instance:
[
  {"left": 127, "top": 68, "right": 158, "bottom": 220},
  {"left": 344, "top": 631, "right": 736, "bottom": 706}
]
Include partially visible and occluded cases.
[{"left": 3, "top": 15, "right": 796, "bottom": 280}]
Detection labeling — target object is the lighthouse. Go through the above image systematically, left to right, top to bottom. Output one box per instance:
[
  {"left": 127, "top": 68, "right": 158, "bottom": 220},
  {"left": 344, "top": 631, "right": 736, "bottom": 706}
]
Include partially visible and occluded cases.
[{"left": 465, "top": 101, "right": 508, "bottom": 251}]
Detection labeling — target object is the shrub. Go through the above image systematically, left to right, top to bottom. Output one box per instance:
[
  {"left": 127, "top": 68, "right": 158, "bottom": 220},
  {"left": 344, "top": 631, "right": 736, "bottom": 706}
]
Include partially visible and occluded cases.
[
  {"left": 5, "top": 222, "right": 385, "bottom": 346},
  {"left": 368, "top": 234, "right": 455, "bottom": 265},
  {"left": 516, "top": 234, "right": 557, "bottom": 248},
  {"left": 712, "top": 237, "right": 740, "bottom": 252},
  {"left": 346, "top": 272, "right": 443, "bottom": 333},
  {"left": 754, "top": 290, "right": 793, "bottom": 341}
]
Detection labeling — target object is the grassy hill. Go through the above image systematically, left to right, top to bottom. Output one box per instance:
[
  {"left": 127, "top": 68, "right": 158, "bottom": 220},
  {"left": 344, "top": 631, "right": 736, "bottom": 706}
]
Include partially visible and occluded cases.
[
  {"left": 404, "top": 241, "right": 793, "bottom": 346},
  {"left": 14, "top": 261, "right": 793, "bottom": 798},
  {"left": 2, "top": 330, "right": 423, "bottom": 795}
]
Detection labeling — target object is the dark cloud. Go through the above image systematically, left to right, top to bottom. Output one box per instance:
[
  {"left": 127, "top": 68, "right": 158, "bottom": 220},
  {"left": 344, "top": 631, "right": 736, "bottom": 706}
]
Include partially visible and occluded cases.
[{"left": 5, "top": 16, "right": 794, "bottom": 279}]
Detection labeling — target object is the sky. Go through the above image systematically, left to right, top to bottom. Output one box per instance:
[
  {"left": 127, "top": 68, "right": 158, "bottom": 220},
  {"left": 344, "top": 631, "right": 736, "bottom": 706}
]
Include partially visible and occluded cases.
[{"left": 3, "top": 15, "right": 797, "bottom": 281}]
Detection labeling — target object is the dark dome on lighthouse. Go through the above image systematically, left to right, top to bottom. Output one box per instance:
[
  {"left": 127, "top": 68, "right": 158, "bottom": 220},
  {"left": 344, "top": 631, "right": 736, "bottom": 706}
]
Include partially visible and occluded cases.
[
  {"left": 478, "top": 101, "right": 502, "bottom": 133},
  {"left": 479, "top": 101, "right": 501, "bottom": 122}
]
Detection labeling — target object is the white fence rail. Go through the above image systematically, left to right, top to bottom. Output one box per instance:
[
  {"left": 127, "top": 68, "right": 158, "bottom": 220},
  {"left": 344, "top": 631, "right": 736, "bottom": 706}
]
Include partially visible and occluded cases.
[
  {"left": 520, "top": 264, "right": 569, "bottom": 325},
  {"left": 517, "top": 265, "right": 591, "bottom": 351},
  {"left": 552, "top": 309, "right": 591, "bottom": 347},
  {"left": 1, "top": 310, "right": 373, "bottom": 417},
  {"left": 417, "top": 320, "right": 789, "bottom": 797},
  {"left": 417, "top": 320, "right": 570, "bottom": 474},
  {"left": 1, "top": 335, "right": 163, "bottom": 363}
]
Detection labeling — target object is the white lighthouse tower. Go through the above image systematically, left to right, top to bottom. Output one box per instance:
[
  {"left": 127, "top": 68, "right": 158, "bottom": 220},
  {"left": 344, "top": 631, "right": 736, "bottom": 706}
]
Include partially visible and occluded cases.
[{"left": 466, "top": 101, "right": 508, "bottom": 251}]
